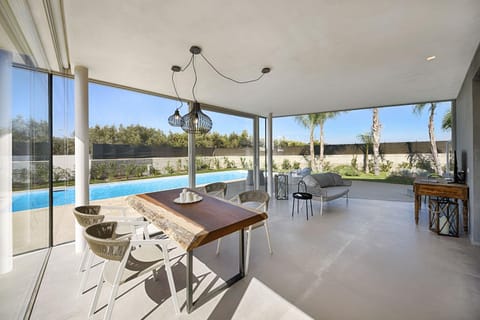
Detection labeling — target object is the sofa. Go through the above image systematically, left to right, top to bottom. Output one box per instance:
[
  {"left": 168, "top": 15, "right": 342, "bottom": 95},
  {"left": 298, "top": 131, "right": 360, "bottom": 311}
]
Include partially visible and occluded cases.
[{"left": 301, "top": 172, "right": 352, "bottom": 215}]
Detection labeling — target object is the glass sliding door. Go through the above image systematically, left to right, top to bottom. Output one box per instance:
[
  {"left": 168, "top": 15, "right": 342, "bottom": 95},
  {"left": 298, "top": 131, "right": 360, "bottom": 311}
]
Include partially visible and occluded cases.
[
  {"left": 11, "top": 67, "right": 50, "bottom": 254},
  {"left": 52, "top": 75, "right": 75, "bottom": 245},
  {"left": 88, "top": 82, "right": 188, "bottom": 214},
  {"left": 194, "top": 110, "right": 254, "bottom": 197},
  {"left": 259, "top": 116, "right": 267, "bottom": 191}
]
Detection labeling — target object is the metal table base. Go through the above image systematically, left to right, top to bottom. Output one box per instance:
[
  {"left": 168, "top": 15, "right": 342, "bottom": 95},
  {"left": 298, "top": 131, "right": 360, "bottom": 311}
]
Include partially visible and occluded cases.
[{"left": 186, "top": 229, "right": 245, "bottom": 313}]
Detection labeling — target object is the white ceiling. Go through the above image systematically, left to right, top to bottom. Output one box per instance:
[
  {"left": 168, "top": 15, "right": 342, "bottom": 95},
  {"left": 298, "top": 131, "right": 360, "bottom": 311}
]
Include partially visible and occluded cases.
[{"left": 3, "top": 0, "right": 480, "bottom": 117}]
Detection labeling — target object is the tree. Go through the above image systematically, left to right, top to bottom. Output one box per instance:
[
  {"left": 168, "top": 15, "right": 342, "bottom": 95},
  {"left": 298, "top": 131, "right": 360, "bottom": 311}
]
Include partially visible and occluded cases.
[
  {"left": 413, "top": 103, "right": 442, "bottom": 174},
  {"left": 371, "top": 108, "right": 381, "bottom": 176},
  {"left": 442, "top": 109, "right": 452, "bottom": 130},
  {"left": 316, "top": 112, "right": 340, "bottom": 172},
  {"left": 295, "top": 114, "right": 321, "bottom": 169},
  {"left": 12, "top": 116, "right": 49, "bottom": 143},
  {"left": 357, "top": 132, "right": 373, "bottom": 173}
]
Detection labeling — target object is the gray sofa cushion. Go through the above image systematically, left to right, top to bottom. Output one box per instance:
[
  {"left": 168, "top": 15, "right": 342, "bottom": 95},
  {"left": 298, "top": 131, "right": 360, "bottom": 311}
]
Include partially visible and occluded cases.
[
  {"left": 301, "top": 173, "right": 351, "bottom": 199},
  {"left": 309, "top": 173, "right": 349, "bottom": 187},
  {"left": 330, "top": 173, "right": 345, "bottom": 186},
  {"left": 313, "top": 174, "right": 333, "bottom": 187},
  {"left": 302, "top": 175, "right": 325, "bottom": 196},
  {"left": 302, "top": 175, "right": 318, "bottom": 188},
  {"left": 322, "top": 186, "right": 350, "bottom": 201}
]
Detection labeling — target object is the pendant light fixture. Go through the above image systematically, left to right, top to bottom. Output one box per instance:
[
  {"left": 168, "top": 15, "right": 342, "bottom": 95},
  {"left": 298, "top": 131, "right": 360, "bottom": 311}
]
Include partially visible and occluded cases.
[
  {"left": 168, "top": 45, "right": 271, "bottom": 134},
  {"left": 167, "top": 65, "right": 184, "bottom": 127}
]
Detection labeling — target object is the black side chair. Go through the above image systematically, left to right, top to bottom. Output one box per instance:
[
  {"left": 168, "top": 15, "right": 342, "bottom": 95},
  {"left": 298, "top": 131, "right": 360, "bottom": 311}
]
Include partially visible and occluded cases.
[{"left": 292, "top": 180, "right": 313, "bottom": 220}]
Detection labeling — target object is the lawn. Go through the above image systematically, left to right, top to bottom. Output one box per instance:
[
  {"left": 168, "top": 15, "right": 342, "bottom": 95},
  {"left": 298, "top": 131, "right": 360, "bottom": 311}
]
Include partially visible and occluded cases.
[{"left": 343, "top": 173, "right": 414, "bottom": 185}]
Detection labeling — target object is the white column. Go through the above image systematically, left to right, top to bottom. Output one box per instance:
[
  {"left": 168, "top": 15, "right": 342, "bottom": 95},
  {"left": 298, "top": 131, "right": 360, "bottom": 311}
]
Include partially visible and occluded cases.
[
  {"left": 0, "top": 50, "right": 13, "bottom": 274},
  {"left": 74, "top": 66, "right": 89, "bottom": 253},
  {"left": 187, "top": 102, "right": 196, "bottom": 188},
  {"left": 266, "top": 113, "right": 274, "bottom": 196},
  {"left": 253, "top": 116, "right": 260, "bottom": 189}
]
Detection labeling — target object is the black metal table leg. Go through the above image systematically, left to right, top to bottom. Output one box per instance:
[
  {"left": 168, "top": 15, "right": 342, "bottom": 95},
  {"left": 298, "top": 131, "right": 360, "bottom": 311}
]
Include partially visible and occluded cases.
[
  {"left": 291, "top": 198, "right": 295, "bottom": 217},
  {"left": 185, "top": 229, "right": 245, "bottom": 314},
  {"left": 239, "top": 229, "right": 245, "bottom": 277},
  {"left": 186, "top": 250, "right": 193, "bottom": 313}
]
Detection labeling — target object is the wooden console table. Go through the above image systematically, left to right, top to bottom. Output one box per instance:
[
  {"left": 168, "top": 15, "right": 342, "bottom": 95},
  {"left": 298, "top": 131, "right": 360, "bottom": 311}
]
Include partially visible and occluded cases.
[{"left": 413, "top": 179, "right": 469, "bottom": 232}]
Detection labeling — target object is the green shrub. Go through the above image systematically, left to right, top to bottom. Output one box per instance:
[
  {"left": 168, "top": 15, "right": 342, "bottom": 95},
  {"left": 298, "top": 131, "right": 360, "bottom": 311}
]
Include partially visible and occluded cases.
[
  {"left": 213, "top": 157, "right": 221, "bottom": 170},
  {"left": 223, "top": 157, "right": 235, "bottom": 169},
  {"left": 240, "top": 157, "right": 248, "bottom": 169},
  {"left": 196, "top": 158, "right": 209, "bottom": 170},
  {"left": 176, "top": 159, "right": 183, "bottom": 172},
  {"left": 281, "top": 159, "right": 292, "bottom": 170},
  {"left": 380, "top": 160, "right": 394, "bottom": 173},
  {"left": 106, "top": 161, "right": 119, "bottom": 180},
  {"left": 164, "top": 161, "right": 175, "bottom": 175},
  {"left": 293, "top": 161, "right": 301, "bottom": 170},
  {"left": 322, "top": 161, "right": 332, "bottom": 172},
  {"left": 90, "top": 162, "right": 107, "bottom": 180},
  {"left": 397, "top": 162, "right": 410, "bottom": 169},
  {"left": 124, "top": 163, "right": 136, "bottom": 179},
  {"left": 332, "top": 164, "right": 360, "bottom": 177},
  {"left": 134, "top": 165, "right": 146, "bottom": 177},
  {"left": 52, "top": 166, "right": 71, "bottom": 182}
]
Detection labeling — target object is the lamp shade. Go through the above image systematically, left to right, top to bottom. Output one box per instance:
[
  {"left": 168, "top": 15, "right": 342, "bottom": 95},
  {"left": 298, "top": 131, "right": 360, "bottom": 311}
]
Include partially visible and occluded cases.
[
  {"left": 181, "top": 102, "right": 212, "bottom": 134},
  {"left": 168, "top": 109, "right": 183, "bottom": 127}
]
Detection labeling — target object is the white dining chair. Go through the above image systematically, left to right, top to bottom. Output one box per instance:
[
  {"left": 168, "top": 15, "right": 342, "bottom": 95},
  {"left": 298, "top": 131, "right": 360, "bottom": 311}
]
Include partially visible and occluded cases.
[
  {"left": 216, "top": 190, "right": 272, "bottom": 274},
  {"left": 73, "top": 205, "right": 147, "bottom": 294},
  {"left": 84, "top": 221, "right": 180, "bottom": 320}
]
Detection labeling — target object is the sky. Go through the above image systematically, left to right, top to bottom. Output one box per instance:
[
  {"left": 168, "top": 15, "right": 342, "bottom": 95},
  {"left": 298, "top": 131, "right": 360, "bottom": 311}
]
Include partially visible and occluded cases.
[{"left": 12, "top": 68, "right": 451, "bottom": 144}]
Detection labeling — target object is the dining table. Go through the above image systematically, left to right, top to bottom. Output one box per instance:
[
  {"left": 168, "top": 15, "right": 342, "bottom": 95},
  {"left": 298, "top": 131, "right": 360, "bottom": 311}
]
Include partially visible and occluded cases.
[{"left": 127, "top": 188, "right": 267, "bottom": 313}]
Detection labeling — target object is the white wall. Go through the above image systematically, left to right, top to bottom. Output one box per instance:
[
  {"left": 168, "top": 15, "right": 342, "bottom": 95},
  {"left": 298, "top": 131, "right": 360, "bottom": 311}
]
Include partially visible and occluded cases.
[{"left": 455, "top": 44, "right": 480, "bottom": 244}]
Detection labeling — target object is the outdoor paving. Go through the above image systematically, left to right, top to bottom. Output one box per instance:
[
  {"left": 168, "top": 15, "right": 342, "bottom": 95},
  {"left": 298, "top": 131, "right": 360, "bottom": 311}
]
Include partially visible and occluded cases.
[{"left": 347, "top": 180, "right": 413, "bottom": 202}]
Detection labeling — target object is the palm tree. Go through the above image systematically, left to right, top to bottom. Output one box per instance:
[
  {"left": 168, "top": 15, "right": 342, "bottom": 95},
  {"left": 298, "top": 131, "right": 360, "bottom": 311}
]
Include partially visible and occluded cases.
[
  {"left": 413, "top": 103, "right": 442, "bottom": 174},
  {"left": 371, "top": 108, "right": 381, "bottom": 176},
  {"left": 442, "top": 109, "right": 452, "bottom": 130},
  {"left": 316, "top": 112, "right": 340, "bottom": 172},
  {"left": 295, "top": 114, "right": 321, "bottom": 169},
  {"left": 357, "top": 132, "right": 373, "bottom": 173}
]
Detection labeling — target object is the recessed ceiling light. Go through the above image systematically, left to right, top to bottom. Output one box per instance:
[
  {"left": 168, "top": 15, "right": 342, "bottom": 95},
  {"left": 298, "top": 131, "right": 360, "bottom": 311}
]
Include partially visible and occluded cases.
[{"left": 426, "top": 55, "right": 436, "bottom": 61}]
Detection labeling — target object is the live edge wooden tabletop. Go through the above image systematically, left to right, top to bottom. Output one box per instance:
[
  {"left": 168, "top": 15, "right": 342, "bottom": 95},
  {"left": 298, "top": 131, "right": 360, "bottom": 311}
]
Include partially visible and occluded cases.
[{"left": 127, "top": 188, "right": 268, "bottom": 251}]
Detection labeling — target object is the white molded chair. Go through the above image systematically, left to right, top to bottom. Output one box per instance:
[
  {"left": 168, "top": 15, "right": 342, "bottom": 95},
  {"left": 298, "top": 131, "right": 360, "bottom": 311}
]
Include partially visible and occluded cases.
[
  {"left": 198, "top": 182, "right": 227, "bottom": 199},
  {"left": 216, "top": 190, "right": 272, "bottom": 274},
  {"left": 73, "top": 205, "right": 147, "bottom": 294},
  {"left": 84, "top": 221, "right": 180, "bottom": 320}
]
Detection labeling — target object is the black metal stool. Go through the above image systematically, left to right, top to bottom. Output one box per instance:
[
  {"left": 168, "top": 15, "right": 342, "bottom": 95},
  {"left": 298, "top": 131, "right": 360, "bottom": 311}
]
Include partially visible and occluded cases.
[{"left": 292, "top": 180, "right": 313, "bottom": 220}]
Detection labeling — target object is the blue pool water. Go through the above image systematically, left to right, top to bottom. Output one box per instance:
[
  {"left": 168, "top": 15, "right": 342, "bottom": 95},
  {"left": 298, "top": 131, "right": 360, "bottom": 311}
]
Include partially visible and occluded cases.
[{"left": 13, "top": 170, "right": 247, "bottom": 212}]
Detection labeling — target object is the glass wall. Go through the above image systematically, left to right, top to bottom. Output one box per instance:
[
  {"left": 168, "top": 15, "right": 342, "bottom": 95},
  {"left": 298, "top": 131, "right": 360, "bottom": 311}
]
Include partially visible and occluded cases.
[
  {"left": 11, "top": 67, "right": 50, "bottom": 254},
  {"left": 9, "top": 69, "right": 264, "bottom": 250},
  {"left": 52, "top": 76, "right": 75, "bottom": 245},
  {"left": 88, "top": 82, "right": 189, "bottom": 215},
  {"left": 272, "top": 102, "right": 452, "bottom": 180},
  {"left": 195, "top": 110, "right": 254, "bottom": 196},
  {"left": 259, "top": 116, "right": 267, "bottom": 191}
]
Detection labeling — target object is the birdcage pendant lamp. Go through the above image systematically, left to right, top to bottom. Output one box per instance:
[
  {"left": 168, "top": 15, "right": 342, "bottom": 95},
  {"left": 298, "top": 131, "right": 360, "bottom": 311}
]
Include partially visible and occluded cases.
[
  {"left": 168, "top": 45, "right": 271, "bottom": 134},
  {"left": 168, "top": 65, "right": 184, "bottom": 127}
]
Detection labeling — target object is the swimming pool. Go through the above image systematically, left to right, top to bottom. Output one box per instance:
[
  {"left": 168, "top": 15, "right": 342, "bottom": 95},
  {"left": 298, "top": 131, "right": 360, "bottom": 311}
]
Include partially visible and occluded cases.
[{"left": 12, "top": 170, "right": 247, "bottom": 212}]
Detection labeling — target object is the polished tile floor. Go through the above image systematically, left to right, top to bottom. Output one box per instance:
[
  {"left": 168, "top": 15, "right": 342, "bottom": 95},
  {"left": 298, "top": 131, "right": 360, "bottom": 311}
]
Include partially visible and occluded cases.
[{"left": 2, "top": 192, "right": 480, "bottom": 319}]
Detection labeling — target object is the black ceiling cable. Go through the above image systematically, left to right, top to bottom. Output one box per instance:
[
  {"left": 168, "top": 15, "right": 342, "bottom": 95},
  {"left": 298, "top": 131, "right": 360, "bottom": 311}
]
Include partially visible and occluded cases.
[
  {"left": 199, "top": 52, "right": 267, "bottom": 84},
  {"left": 191, "top": 54, "right": 198, "bottom": 102}
]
